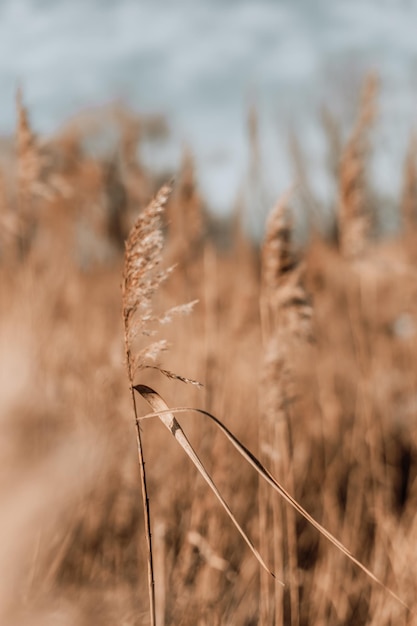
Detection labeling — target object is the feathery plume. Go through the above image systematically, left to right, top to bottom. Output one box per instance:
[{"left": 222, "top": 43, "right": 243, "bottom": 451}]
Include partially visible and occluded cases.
[
  {"left": 338, "top": 74, "right": 378, "bottom": 258},
  {"left": 123, "top": 182, "right": 201, "bottom": 382},
  {"left": 122, "top": 183, "right": 172, "bottom": 363},
  {"left": 122, "top": 183, "right": 173, "bottom": 626},
  {"left": 260, "top": 192, "right": 313, "bottom": 625},
  {"left": 262, "top": 192, "right": 313, "bottom": 343}
]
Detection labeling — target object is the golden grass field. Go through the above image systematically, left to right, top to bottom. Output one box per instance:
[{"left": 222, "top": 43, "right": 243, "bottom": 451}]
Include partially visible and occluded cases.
[{"left": 1, "top": 79, "right": 417, "bottom": 625}]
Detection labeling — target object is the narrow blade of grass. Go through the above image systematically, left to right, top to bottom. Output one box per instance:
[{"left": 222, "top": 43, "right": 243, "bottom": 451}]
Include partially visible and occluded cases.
[
  {"left": 134, "top": 384, "right": 280, "bottom": 583},
  {"left": 136, "top": 396, "right": 411, "bottom": 614}
]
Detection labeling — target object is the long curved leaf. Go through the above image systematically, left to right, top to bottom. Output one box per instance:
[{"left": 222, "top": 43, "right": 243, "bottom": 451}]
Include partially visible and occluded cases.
[
  {"left": 134, "top": 384, "right": 280, "bottom": 583},
  {"left": 134, "top": 389, "right": 411, "bottom": 613}
]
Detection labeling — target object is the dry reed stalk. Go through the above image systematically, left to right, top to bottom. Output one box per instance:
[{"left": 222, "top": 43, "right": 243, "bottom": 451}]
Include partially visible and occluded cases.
[
  {"left": 338, "top": 74, "right": 378, "bottom": 258},
  {"left": 121, "top": 180, "right": 293, "bottom": 620},
  {"left": 122, "top": 183, "right": 173, "bottom": 626},
  {"left": 122, "top": 183, "right": 262, "bottom": 625},
  {"left": 260, "top": 192, "right": 313, "bottom": 626},
  {"left": 259, "top": 200, "right": 288, "bottom": 622},
  {"left": 203, "top": 242, "right": 218, "bottom": 413},
  {"left": 310, "top": 246, "right": 401, "bottom": 621},
  {"left": 306, "top": 259, "right": 372, "bottom": 620},
  {"left": 341, "top": 268, "right": 393, "bottom": 621}
]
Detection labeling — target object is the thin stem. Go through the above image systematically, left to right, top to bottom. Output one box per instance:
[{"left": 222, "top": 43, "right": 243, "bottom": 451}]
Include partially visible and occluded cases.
[
  {"left": 125, "top": 338, "right": 156, "bottom": 626},
  {"left": 132, "top": 386, "right": 156, "bottom": 626}
]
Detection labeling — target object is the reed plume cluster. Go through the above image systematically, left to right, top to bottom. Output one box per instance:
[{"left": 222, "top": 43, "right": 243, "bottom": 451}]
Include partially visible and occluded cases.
[
  {"left": 338, "top": 74, "right": 377, "bottom": 258},
  {"left": 1, "top": 82, "right": 417, "bottom": 626},
  {"left": 260, "top": 193, "right": 313, "bottom": 626}
]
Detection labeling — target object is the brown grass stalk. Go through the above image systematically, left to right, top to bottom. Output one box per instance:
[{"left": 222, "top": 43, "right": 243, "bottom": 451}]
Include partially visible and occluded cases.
[
  {"left": 338, "top": 74, "right": 378, "bottom": 258},
  {"left": 2, "top": 86, "right": 417, "bottom": 625},
  {"left": 122, "top": 183, "right": 173, "bottom": 626},
  {"left": 260, "top": 192, "right": 313, "bottom": 625}
]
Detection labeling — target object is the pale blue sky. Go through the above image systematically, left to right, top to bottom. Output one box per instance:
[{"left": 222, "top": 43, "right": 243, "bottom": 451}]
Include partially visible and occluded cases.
[{"left": 1, "top": 0, "right": 417, "bottom": 220}]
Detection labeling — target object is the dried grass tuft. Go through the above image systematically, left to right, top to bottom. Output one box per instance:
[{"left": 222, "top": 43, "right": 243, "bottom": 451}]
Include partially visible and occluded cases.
[
  {"left": 338, "top": 74, "right": 378, "bottom": 258},
  {"left": 1, "top": 86, "right": 417, "bottom": 626}
]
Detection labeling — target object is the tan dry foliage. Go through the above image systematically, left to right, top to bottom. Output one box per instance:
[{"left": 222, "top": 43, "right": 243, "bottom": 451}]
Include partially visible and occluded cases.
[
  {"left": 338, "top": 74, "right": 378, "bottom": 258},
  {"left": 0, "top": 89, "right": 417, "bottom": 626}
]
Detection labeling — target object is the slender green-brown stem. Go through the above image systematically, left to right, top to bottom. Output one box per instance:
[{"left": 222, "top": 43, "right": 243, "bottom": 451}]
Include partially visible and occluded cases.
[
  {"left": 121, "top": 183, "right": 173, "bottom": 625},
  {"left": 125, "top": 341, "right": 156, "bottom": 626},
  {"left": 133, "top": 387, "right": 156, "bottom": 626}
]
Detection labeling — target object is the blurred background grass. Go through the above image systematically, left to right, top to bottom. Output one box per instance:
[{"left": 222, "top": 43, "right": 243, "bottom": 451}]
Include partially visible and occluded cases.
[{"left": 2, "top": 3, "right": 417, "bottom": 625}]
